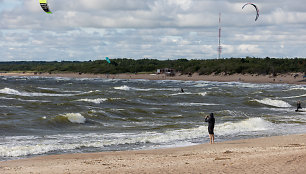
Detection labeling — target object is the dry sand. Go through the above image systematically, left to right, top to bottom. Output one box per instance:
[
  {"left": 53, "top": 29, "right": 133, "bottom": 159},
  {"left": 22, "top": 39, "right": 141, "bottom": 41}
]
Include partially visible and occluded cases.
[
  {"left": 0, "top": 72, "right": 305, "bottom": 85},
  {"left": 1, "top": 134, "right": 306, "bottom": 174}
]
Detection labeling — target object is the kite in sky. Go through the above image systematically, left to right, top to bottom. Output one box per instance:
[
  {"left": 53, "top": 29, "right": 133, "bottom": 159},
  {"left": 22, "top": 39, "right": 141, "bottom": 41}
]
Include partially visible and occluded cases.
[
  {"left": 39, "top": 0, "right": 52, "bottom": 14},
  {"left": 242, "top": 3, "right": 259, "bottom": 21},
  {"left": 105, "top": 57, "right": 111, "bottom": 64}
]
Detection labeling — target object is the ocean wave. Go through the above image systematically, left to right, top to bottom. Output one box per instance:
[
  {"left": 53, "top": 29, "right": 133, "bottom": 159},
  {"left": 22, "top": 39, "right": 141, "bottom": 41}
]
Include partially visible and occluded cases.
[
  {"left": 193, "top": 83, "right": 210, "bottom": 87},
  {"left": 114, "top": 85, "right": 181, "bottom": 92},
  {"left": 114, "top": 85, "right": 130, "bottom": 90},
  {"left": 283, "top": 86, "right": 306, "bottom": 91},
  {"left": 37, "top": 87, "right": 82, "bottom": 93},
  {"left": 0, "top": 88, "right": 76, "bottom": 97},
  {"left": 168, "top": 92, "right": 207, "bottom": 96},
  {"left": 169, "top": 92, "right": 191, "bottom": 96},
  {"left": 198, "top": 92, "right": 207, "bottom": 96},
  {"left": 281, "top": 93, "right": 306, "bottom": 99},
  {"left": 0, "top": 96, "right": 50, "bottom": 103},
  {"left": 0, "top": 97, "right": 15, "bottom": 100},
  {"left": 76, "top": 98, "right": 107, "bottom": 104},
  {"left": 253, "top": 98, "right": 292, "bottom": 108},
  {"left": 175, "top": 102, "right": 221, "bottom": 106},
  {"left": 52, "top": 113, "right": 86, "bottom": 124},
  {"left": 63, "top": 113, "right": 86, "bottom": 124},
  {"left": 0, "top": 117, "right": 274, "bottom": 158},
  {"left": 217, "top": 117, "right": 273, "bottom": 135},
  {"left": 0, "top": 128, "right": 205, "bottom": 157},
  {"left": 0, "top": 134, "right": 104, "bottom": 157}
]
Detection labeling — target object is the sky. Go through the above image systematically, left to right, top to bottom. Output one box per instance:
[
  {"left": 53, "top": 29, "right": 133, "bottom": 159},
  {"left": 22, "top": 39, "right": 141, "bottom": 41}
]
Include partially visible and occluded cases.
[{"left": 0, "top": 0, "right": 306, "bottom": 61}]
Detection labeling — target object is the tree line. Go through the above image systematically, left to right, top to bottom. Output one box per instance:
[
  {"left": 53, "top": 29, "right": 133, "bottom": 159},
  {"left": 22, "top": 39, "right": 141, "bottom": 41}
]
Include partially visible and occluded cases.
[{"left": 0, "top": 57, "right": 305, "bottom": 75}]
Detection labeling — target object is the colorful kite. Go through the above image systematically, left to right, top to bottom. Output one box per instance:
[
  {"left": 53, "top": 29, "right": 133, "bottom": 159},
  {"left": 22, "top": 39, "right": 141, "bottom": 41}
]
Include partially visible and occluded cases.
[
  {"left": 39, "top": 0, "right": 52, "bottom": 14},
  {"left": 242, "top": 3, "right": 259, "bottom": 21},
  {"left": 105, "top": 57, "right": 111, "bottom": 64}
]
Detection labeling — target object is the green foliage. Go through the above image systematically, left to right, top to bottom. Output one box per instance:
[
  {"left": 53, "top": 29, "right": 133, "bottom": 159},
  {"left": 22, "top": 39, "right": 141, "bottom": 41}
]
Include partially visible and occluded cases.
[{"left": 0, "top": 58, "right": 305, "bottom": 75}]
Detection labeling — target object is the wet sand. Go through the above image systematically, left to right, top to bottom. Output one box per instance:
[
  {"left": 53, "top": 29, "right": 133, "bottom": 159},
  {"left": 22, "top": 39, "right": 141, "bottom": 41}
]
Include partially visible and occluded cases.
[{"left": 1, "top": 134, "right": 306, "bottom": 174}]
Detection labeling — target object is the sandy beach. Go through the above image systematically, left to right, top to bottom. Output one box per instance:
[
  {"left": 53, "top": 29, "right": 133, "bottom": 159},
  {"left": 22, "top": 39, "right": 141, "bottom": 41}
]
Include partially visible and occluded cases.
[
  {"left": 0, "top": 72, "right": 305, "bottom": 85},
  {"left": 0, "top": 134, "right": 305, "bottom": 174}
]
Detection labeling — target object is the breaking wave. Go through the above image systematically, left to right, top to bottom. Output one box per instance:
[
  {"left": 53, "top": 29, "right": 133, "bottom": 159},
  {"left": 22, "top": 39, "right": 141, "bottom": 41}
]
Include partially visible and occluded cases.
[
  {"left": 0, "top": 88, "right": 76, "bottom": 97},
  {"left": 76, "top": 98, "right": 107, "bottom": 104},
  {"left": 253, "top": 98, "right": 291, "bottom": 108},
  {"left": 0, "top": 117, "right": 274, "bottom": 158},
  {"left": 217, "top": 117, "right": 273, "bottom": 135}
]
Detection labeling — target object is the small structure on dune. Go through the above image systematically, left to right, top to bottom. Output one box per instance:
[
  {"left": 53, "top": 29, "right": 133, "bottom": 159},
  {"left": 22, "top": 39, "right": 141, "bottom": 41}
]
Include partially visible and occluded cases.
[{"left": 157, "top": 68, "right": 176, "bottom": 76}]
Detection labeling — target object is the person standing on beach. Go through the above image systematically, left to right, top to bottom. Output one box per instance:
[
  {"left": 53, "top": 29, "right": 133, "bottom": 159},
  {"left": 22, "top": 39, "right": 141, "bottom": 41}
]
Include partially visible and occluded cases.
[{"left": 205, "top": 113, "right": 215, "bottom": 144}]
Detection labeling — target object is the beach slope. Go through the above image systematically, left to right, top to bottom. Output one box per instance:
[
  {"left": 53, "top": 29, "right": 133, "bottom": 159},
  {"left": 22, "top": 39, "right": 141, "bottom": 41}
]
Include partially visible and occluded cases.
[{"left": 1, "top": 134, "right": 306, "bottom": 174}]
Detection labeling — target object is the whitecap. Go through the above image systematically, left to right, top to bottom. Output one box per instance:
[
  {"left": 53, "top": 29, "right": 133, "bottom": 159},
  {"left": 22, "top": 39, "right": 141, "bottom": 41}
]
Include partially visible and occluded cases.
[
  {"left": 114, "top": 85, "right": 130, "bottom": 91},
  {"left": 0, "top": 87, "right": 76, "bottom": 97},
  {"left": 198, "top": 92, "right": 207, "bottom": 96},
  {"left": 281, "top": 93, "right": 306, "bottom": 99},
  {"left": 76, "top": 98, "right": 107, "bottom": 104},
  {"left": 253, "top": 98, "right": 291, "bottom": 108},
  {"left": 176, "top": 102, "right": 221, "bottom": 106},
  {"left": 62, "top": 113, "right": 86, "bottom": 124},
  {"left": 217, "top": 117, "right": 273, "bottom": 135}
]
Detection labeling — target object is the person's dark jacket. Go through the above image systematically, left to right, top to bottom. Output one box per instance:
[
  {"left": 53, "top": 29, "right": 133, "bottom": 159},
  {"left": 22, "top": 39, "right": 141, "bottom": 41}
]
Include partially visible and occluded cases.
[{"left": 205, "top": 113, "right": 215, "bottom": 130}]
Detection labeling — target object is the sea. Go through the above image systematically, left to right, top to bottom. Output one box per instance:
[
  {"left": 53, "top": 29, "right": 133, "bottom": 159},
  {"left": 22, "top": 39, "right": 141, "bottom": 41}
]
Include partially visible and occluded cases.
[{"left": 1, "top": 75, "right": 306, "bottom": 161}]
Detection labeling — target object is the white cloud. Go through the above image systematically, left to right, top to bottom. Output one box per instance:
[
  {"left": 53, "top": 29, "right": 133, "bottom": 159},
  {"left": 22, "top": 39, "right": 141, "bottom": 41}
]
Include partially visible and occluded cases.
[{"left": 0, "top": 0, "right": 306, "bottom": 61}]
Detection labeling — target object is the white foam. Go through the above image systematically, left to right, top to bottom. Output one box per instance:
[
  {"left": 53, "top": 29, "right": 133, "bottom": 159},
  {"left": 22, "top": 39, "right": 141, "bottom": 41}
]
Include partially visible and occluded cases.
[
  {"left": 194, "top": 83, "right": 210, "bottom": 87},
  {"left": 114, "top": 85, "right": 130, "bottom": 90},
  {"left": 114, "top": 85, "right": 181, "bottom": 92},
  {"left": 114, "top": 85, "right": 159, "bottom": 91},
  {"left": 284, "top": 86, "right": 306, "bottom": 91},
  {"left": 38, "top": 87, "right": 82, "bottom": 93},
  {"left": 0, "top": 88, "right": 76, "bottom": 97},
  {"left": 168, "top": 92, "right": 206, "bottom": 96},
  {"left": 169, "top": 92, "right": 192, "bottom": 96},
  {"left": 198, "top": 92, "right": 207, "bottom": 96},
  {"left": 282, "top": 93, "right": 306, "bottom": 99},
  {"left": 0, "top": 96, "right": 49, "bottom": 103},
  {"left": 0, "top": 97, "right": 15, "bottom": 100},
  {"left": 76, "top": 98, "right": 107, "bottom": 104},
  {"left": 254, "top": 98, "right": 291, "bottom": 108},
  {"left": 176, "top": 102, "right": 221, "bottom": 106},
  {"left": 62, "top": 113, "right": 86, "bottom": 124},
  {"left": 217, "top": 117, "right": 273, "bottom": 135},
  {"left": 0, "top": 118, "right": 274, "bottom": 158},
  {"left": 0, "top": 140, "right": 101, "bottom": 158}
]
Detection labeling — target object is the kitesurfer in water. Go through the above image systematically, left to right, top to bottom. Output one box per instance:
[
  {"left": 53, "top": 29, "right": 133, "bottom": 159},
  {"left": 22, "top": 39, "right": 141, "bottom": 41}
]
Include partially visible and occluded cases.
[
  {"left": 180, "top": 88, "right": 184, "bottom": 93},
  {"left": 296, "top": 101, "right": 302, "bottom": 112},
  {"left": 205, "top": 113, "right": 215, "bottom": 144}
]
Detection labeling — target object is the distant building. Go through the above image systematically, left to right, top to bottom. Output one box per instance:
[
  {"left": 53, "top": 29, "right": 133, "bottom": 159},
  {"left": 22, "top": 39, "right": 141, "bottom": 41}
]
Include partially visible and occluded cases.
[{"left": 157, "top": 68, "right": 176, "bottom": 76}]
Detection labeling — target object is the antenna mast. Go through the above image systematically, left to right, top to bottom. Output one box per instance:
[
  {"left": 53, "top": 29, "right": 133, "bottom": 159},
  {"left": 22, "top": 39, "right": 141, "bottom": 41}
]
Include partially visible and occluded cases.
[{"left": 218, "top": 13, "right": 222, "bottom": 59}]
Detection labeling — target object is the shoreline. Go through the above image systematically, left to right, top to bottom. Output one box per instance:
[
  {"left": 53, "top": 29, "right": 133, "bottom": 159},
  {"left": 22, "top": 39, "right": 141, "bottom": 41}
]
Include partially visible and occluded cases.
[
  {"left": 1, "top": 72, "right": 305, "bottom": 85},
  {"left": 1, "top": 134, "right": 306, "bottom": 173}
]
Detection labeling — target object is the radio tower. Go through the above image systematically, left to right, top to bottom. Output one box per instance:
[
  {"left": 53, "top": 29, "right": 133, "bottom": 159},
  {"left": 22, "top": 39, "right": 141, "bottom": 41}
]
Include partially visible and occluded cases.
[{"left": 218, "top": 13, "right": 222, "bottom": 59}]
